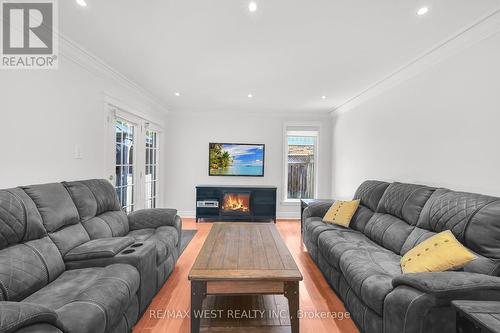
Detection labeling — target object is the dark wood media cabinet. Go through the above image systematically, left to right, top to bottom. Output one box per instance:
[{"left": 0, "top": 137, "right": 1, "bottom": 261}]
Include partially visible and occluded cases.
[{"left": 196, "top": 185, "right": 277, "bottom": 222}]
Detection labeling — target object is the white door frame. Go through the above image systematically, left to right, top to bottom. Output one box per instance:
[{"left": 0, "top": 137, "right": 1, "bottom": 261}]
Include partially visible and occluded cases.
[{"left": 104, "top": 97, "right": 163, "bottom": 210}]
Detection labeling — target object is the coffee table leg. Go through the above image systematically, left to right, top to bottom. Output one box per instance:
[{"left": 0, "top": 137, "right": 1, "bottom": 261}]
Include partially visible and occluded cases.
[
  {"left": 191, "top": 280, "right": 207, "bottom": 333},
  {"left": 285, "top": 281, "right": 300, "bottom": 333}
]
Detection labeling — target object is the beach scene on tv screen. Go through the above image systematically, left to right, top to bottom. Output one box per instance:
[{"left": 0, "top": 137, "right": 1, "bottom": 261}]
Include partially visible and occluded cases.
[{"left": 209, "top": 143, "right": 264, "bottom": 176}]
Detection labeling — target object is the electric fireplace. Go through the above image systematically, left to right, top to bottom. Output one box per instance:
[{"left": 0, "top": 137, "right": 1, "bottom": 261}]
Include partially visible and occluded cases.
[{"left": 222, "top": 192, "right": 251, "bottom": 215}]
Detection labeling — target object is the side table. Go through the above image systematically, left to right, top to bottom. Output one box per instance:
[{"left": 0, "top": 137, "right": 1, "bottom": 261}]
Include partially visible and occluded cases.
[{"left": 452, "top": 300, "right": 500, "bottom": 333}]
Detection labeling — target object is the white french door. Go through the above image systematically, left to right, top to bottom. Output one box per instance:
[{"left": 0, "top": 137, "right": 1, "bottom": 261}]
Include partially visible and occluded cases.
[
  {"left": 106, "top": 104, "right": 162, "bottom": 212},
  {"left": 115, "top": 118, "right": 137, "bottom": 213},
  {"left": 145, "top": 129, "right": 159, "bottom": 209}
]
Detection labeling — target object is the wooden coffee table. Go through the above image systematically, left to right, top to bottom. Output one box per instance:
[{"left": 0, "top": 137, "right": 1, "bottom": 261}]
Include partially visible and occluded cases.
[{"left": 189, "top": 223, "right": 303, "bottom": 333}]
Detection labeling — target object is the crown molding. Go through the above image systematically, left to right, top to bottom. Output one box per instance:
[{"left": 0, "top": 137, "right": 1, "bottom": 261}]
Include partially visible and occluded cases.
[
  {"left": 331, "top": 7, "right": 500, "bottom": 116},
  {"left": 58, "top": 33, "right": 169, "bottom": 114},
  {"left": 168, "top": 108, "right": 332, "bottom": 117}
]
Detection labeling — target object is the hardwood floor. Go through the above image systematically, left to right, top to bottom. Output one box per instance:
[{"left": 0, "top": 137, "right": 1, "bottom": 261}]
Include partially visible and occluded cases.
[{"left": 133, "top": 219, "right": 360, "bottom": 333}]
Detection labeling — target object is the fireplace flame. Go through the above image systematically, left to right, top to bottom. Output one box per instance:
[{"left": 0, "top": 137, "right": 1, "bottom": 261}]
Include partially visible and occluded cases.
[{"left": 223, "top": 194, "right": 250, "bottom": 212}]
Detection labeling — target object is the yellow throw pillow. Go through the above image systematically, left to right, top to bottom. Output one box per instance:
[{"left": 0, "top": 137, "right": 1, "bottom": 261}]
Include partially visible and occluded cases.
[
  {"left": 322, "top": 200, "right": 360, "bottom": 228},
  {"left": 401, "top": 230, "right": 476, "bottom": 274}
]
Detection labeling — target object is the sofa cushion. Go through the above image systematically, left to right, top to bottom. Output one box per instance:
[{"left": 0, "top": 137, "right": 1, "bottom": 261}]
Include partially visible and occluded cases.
[
  {"left": 64, "top": 180, "right": 121, "bottom": 218},
  {"left": 65, "top": 180, "right": 129, "bottom": 239},
  {"left": 78, "top": 180, "right": 122, "bottom": 215},
  {"left": 353, "top": 180, "right": 390, "bottom": 212},
  {"left": 63, "top": 181, "right": 98, "bottom": 221},
  {"left": 360, "top": 182, "right": 435, "bottom": 254},
  {"left": 376, "top": 182, "right": 435, "bottom": 226},
  {"left": 22, "top": 184, "right": 80, "bottom": 233},
  {"left": 414, "top": 188, "right": 500, "bottom": 275},
  {"left": 0, "top": 189, "right": 47, "bottom": 247},
  {"left": 0, "top": 189, "right": 66, "bottom": 302},
  {"left": 417, "top": 189, "right": 500, "bottom": 254},
  {"left": 305, "top": 205, "right": 376, "bottom": 246},
  {"left": 348, "top": 205, "right": 380, "bottom": 233},
  {"left": 82, "top": 211, "right": 129, "bottom": 239},
  {"left": 363, "top": 213, "right": 415, "bottom": 254},
  {"left": 304, "top": 217, "right": 345, "bottom": 245},
  {"left": 48, "top": 223, "right": 90, "bottom": 256},
  {"left": 127, "top": 226, "right": 179, "bottom": 264},
  {"left": 400, "top": 226, "right": 436, "bottom": 255},
  {"left": 318, "top": 227, "right": 403, "bottom": 315},
  {"left": 318, "top": 228, "right": 381, "bottom": 270},
  {"left": 0, "top": 236, "right": 65, "bottom": 302},
  {"left": 338, "top": 243, "right": 403, "bottom": 316},
  {"left": 0, "top": 244, "right": 49, "bottom": 302},
  {"left": 24, "top": 264, "right": 139, "bottom": 333}
]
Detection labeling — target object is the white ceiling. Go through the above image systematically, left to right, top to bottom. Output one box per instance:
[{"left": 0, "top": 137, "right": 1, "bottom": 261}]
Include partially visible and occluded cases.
[{"left": 60, "top": 0, "right": 500, "bottom": 114}]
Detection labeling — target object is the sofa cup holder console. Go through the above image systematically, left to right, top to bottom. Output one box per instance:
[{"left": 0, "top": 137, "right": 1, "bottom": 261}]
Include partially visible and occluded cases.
[
  {"left": 131, "top": 243, "right": 143, "bottom": 248},
  {"left": 121, "top": 249, "right": 136, "bottom": 255}
]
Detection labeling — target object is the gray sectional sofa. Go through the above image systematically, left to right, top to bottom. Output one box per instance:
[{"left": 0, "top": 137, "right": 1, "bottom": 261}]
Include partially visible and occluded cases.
[
  {"left": 0, "top": 179, "right": 182, "bottom": 333},
  {"left": 303, "top": 180, "right": 500, "bottom": 333}
]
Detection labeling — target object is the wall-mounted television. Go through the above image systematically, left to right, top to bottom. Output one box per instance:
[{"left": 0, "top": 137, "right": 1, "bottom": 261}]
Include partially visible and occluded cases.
[{"left": 209, "top": 143, "right": 265, "bottom": 177}]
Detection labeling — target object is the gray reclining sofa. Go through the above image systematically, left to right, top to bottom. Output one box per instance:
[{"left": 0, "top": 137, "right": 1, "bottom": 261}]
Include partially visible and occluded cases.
[
  {"left": 0, "top": 179, "right": 182, "bottom": 333},
  {"left": 303, "top": 180, "right": 500, "bottom": 333}
]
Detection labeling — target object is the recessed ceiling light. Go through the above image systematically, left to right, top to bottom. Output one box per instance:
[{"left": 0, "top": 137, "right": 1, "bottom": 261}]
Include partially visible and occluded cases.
[
  {"left": 76, "top": 0, "right": 88, "bottom": 7},
  {"left": 249, "top": 1, "right": 257, "bottom": 12},
  {"left": 417, "top": 7, "right": 429, "bottom": 16},
  {"left": 175, "top": 92, "right": 180, "bottom": 96},
  {"left": 248, "top": 94, "right": 253, "bottom": 98},
  {"left": 321, "top": 96, "right": 327, "bottom": 100}
]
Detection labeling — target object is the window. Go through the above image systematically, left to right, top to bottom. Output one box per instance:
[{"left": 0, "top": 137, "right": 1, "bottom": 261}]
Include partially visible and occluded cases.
[
  {"left": 107, "top": 101, "right": 162, "bottom": 212},
  {"left": 115, "top": 119, "right": 136, "bottom": 213},
  {"left": 284, "top": 128, "right": 319, "bottom": 201},
  {"left": 145, "top": 129, "right": 159, "bottom": 208}
]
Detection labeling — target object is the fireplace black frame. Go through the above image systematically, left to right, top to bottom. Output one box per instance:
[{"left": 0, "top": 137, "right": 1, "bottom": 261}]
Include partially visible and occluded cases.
[{"left": 196, "top": 185, "right": 277, "bottom": 222}]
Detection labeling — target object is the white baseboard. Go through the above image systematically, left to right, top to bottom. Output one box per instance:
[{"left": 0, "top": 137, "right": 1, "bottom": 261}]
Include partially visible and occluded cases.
[
  {"left": 177, "top": 211, "right": 300, "bottom": 220},
  {"left": 178, "top": 211, "right": 196, "bottom": 218},
  {"left": 277, "top": 212, "right": 301, "bottom": 219}
]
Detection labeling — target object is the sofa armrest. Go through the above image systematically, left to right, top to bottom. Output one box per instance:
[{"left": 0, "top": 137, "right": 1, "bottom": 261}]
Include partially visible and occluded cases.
[
  {"left": 302, "top": 200, "right": 335, "bottom": 220},
  {"left": 128, "top": 208, "right": 179, "bottom": 231},
  {"left": 128, "top": 209, "right": 182, "bottom": 254},
  {"left": 63, "top": 237, "right": 134, "bottom": 261},
  {"left": 384, "top": 272, "right": 500, "bottom": 333},
  {"left": 392, "top": 272, "right": 500, "bottom": 293},
  {"left": 0, "top": 302, "right": 60, "bottom": 333},
  {"left": 15, "top": 323, "right": 64, "bottom": 333}
]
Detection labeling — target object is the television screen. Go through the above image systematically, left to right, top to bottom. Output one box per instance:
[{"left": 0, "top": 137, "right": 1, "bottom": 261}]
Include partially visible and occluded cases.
[{"left": 209, "top": 143, "right": 265, "bottom": 177}]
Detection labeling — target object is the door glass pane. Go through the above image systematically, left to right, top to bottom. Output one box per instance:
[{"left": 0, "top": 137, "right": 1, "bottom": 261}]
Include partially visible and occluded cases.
[
  {"left": 115, "top": 119, "right": 135, "bottom": 212},
  {"left": 145, "top": 130, "right": 159, "bottom": 208},
  {"left": 287, "top": 134, "right": 317, "bottom": 199}
]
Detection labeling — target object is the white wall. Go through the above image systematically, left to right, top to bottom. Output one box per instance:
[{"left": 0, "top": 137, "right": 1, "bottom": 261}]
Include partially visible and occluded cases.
[
  {"left": 332, "top": 31, "right": 500, "bottom": 199},
  {"left": 0, "top": 48, "right": 168, "bottom": 203},
  {"left": 164, "top": 112, "right": 332, "bottom": 218}
]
